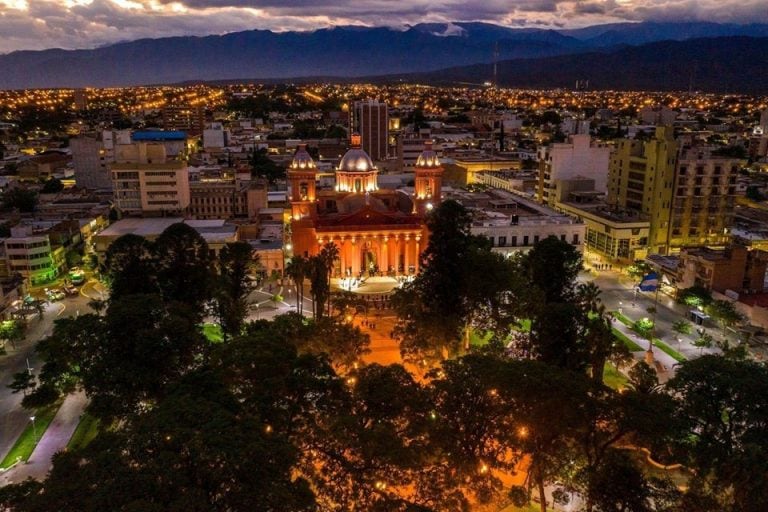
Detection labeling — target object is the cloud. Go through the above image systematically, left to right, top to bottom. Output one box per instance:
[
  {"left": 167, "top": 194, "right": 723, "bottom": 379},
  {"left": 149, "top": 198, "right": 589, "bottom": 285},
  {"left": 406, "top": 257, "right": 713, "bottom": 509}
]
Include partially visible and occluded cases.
[{"left": 0, "top": 0, "right": 767, "bottom": 53}]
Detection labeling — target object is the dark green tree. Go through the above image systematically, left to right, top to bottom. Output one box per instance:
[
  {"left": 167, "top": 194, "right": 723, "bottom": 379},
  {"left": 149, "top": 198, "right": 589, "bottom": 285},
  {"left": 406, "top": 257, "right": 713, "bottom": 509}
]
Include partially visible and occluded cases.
[
  {"left": 324, "top": 124, "right": 347, "bottom": 139},
  {"left": 250, "top": 148, "right": 285, "bottom": 184},
  {"left": 40, "top": 178, "right": 64, "bottom": 193},
  {"left": 2, "top": 187, "right": 37, "bottom": 212},
  {"left": 392, "top": 200, "right": 495, "bottom": 361},
  {"left": 154, "top": 223, "right": 215, "bottom": 319},
  {"left": 104, "top": 234, "right": 158, "bottom": 298},
  {"left": 522, "top": 235, "right": 582, "bottom": 303},
  {"left": 214, "top": 242, "right": 256, "bottom": 339},
  {"left": 285, "top": 255, "right": 309, "bottom": 315},
  {"left": 29, "top": 295, "right": 206, "bottom": 419},
  {"left": 668, "top": 355, "right": 768, "bottom": 511},
  {"left": 1, "top": 370, "right": 316, "bottom": 512}
]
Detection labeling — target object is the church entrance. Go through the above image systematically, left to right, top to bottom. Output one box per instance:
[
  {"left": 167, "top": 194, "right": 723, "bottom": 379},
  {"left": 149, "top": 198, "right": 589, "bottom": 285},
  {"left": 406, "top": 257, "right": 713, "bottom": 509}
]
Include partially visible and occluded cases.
[{"left": 360, "top": 241, "right": 378, "bottom": 276}]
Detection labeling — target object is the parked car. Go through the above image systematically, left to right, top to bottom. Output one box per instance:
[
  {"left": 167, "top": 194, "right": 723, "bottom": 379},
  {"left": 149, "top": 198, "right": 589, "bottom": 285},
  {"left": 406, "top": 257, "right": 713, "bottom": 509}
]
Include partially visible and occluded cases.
[
  {"left": 69, "top": 268, "right": 86, "bottom": 286},
  {"left": 64, "top": 286, "right": 79, "bottom": 296},
  {"left": 46, "top": 289, "right": 65, "bottom": 301}
]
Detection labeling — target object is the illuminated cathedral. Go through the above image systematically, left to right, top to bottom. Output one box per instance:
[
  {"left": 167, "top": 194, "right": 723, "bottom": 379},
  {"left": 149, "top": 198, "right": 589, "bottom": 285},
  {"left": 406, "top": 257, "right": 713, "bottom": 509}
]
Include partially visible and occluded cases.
[{"left": 288, "top": 134, "right": 443, "bottom": 278}]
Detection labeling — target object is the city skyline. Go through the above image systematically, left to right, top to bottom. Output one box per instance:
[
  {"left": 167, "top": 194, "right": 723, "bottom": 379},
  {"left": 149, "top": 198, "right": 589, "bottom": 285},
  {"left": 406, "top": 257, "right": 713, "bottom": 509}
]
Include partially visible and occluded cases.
[{"left": 1, "top": 0, "right": 768, "bottom": 53}]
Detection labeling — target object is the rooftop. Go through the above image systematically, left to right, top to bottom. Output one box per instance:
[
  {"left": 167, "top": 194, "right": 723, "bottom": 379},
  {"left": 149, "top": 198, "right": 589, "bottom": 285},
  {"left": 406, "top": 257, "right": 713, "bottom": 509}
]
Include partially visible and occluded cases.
[{"left": 132, "top": 130, "right": 187, "bottom": 141}]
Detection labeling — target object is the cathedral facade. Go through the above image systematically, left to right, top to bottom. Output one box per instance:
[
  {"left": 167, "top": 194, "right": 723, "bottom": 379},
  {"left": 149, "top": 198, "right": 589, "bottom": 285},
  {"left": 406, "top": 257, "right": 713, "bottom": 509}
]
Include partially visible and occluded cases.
[{"left": 288, "top": 135, "right": 443, "bottom": 278}]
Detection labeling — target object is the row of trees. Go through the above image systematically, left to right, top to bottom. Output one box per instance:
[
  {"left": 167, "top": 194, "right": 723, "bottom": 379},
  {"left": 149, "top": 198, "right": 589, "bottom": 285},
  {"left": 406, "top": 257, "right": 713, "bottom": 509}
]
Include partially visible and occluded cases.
[
  {"left": 392, "top": 200, "right": 626, "bottom": 386},
  {"left": 17, "top": 223, "right": 258, "bottom": 416},
  {"left": 284, "top": 243, "right": 339, "bottom": 318},
  {"left": 3, "top": 311, "right": 766, "bottom": 511}
]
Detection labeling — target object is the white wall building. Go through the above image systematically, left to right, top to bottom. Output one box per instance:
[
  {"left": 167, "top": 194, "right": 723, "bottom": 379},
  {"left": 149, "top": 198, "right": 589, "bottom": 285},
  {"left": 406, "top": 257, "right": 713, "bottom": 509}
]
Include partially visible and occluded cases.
[{"left": 537, "top": 134, "right": 610, "bottom": 206}]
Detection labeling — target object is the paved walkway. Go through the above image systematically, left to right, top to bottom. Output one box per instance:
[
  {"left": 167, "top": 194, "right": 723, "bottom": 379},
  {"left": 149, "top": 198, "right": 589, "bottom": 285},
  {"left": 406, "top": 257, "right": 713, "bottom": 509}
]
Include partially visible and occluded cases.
[{"left": 1, "top": 391, "right": 88, "bottom": 485}]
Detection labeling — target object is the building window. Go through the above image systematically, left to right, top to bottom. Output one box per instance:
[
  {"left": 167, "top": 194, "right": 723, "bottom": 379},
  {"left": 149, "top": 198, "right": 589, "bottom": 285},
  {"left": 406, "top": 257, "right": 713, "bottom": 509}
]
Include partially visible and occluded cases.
[
  {"left": 498, "top": 236, "right": 507, "bottom": 247},
  {"left": 511, "top": 236, "right": 517, "bottom": 247},
  {"left": 523, "top": 236, "right": 529, "bottom": 246}
]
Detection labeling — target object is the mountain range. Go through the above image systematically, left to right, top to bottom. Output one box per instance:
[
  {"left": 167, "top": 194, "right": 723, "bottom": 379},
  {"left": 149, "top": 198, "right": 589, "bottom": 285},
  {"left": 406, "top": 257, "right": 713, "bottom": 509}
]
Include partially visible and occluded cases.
[
  {"left": 1, "top": 21, "right": 768, "bottom": 90},
  {"left": 382, "top": 37, "right": 768, "bottom": 94}
]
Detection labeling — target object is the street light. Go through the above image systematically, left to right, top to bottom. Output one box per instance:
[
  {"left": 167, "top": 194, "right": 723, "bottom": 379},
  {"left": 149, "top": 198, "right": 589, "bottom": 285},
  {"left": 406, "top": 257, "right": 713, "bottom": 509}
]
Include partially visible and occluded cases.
[{"left": 30, "top": 416, "right": 37, "bottom": 442}]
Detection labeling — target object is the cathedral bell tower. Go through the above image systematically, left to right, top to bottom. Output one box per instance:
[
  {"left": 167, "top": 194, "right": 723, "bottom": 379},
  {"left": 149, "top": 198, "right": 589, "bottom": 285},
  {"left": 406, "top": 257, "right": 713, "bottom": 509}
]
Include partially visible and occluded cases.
[
  {"left": 413, "top": 140, "right": 443, "bottom": 216},
  {"left": 288, "top": 144, "right": 318, "bottom": 220}
]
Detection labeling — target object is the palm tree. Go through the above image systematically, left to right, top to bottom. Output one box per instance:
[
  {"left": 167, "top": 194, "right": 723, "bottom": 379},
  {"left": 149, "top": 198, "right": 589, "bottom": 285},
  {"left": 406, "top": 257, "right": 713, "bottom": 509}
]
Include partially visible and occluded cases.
[
  {"left": 319, "top": 243, "right": 340, "bottom": 316},
  {"left": 285, "top": 256, "right": 307, "bottom": 315},
  {"left": 576, "top": 281, "right": 604, "bottom": 316}
]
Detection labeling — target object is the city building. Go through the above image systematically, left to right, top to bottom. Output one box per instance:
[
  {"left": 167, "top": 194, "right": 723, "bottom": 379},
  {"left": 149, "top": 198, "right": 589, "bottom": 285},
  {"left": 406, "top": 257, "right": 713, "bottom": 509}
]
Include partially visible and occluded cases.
[
  {"left": 72, "top": 89, "right": 89, "bottom": 111},
  {"left": 350, "top": 100, "right": 388, "bottom": 161},
  {"left": 162, "top": 105, "right": 205, "bottom": 135},
  {"left": 639, "top": 105, "right": 677, "bottom": 126},
  {"left": 203, "top": 123, "right": 229, "bottom": 150},
  {"left": 608, "top": 126, "right": 741, "bottom": 254},
  {"left": 71, "top": 129, "right": 132, "bottom": 189},
  {"left": 131, "top": 130, "right": 189, "bottom": 158},
  {"left": 537, "top": 133, "right": 611, "bottom": 206},
  {"left": 289, "top": 136, "right": 440, "bottom": 276},
  {"left": 110, "top": 143, "right": 190, "bottom": 216},
  {"left": 669, "top": 145, "right": 741, "bottom": 248},
  {"left": 17, "top": 153, "right": 70, "bottom": 182},
  {"left": 450, "top": 154, "right": 521, "bottom": 185},
  {"left": 188, "top": 173, "right": 267, "bottom": 220},
  {"left": 462, "top": 190, "right": 585, "bottom": 255},
  {"left": 558, "top": 198, "right": 651, "bottom": 263},
  {"left": 93, "top": 218, "right": 238, "bottom": 263},
  {"left": 1, "top": 226, "right": 64, "bottom": 285},
  {"left": 674, "top": 245, "right": 768, "bottom": 295}
]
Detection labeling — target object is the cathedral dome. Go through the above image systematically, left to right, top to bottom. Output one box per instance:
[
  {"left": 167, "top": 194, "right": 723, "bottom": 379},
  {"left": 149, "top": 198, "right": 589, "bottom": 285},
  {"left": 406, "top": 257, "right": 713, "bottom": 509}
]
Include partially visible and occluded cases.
[
  {"left": 415, "top": 140, "right": 440, "bottom": 168},
  {"left": 290, "top": 144, "right": 316, "bottom": 170},
  {"left": 338, "top": 148, "right": 375, "bottom": 172}
]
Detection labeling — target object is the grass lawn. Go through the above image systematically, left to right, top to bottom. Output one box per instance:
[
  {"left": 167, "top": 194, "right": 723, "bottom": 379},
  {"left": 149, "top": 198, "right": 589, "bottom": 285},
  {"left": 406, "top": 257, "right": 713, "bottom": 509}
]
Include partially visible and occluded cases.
[
  {"left": 613, "top": 311, "right": 633, "bottom": 327},
  {"left": 515, "top": 319, "right": 532, "bottom": 333},
  {"left": 202, "top": 323, "right": 224, "bottom": 343},
  {"left": 612, "top": 327, "right": 645, "bottom": 352},
  {"left": 470, "top": 330, "right": 494, "bottom": 347},
  {"left": 653, "top": 339, "right": 686, "bottom": 362},
  {"left": 604, "top": 362, "right": 629, "bottom": 390},
  {"left": 0, "top": 401, "right": 61, "bottom": 470},
  {"left": 66, "top": 413, "right": 100, "bottom": 452},
  {"left": 499, "top": 504, "right": 541, "bottom": 512}
]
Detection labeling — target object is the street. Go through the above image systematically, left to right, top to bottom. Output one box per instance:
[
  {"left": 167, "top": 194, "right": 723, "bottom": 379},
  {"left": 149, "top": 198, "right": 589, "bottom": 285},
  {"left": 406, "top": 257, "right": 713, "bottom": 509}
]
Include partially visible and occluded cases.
[
  {"left": 585, "top": 269, "right": 722, "bottom": 375},
  {"left": 0, "top": 281, "right": 100, "bottom": 479}
]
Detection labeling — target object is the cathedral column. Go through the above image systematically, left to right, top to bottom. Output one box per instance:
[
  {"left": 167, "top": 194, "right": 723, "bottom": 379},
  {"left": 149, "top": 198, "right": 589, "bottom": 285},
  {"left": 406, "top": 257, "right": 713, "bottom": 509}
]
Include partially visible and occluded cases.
[
  {"left": 382, "top": 236, "right": 389, "bottom": 274},
  {"left": 404, "top": 236, "right": 411, "bottom": 274},
  {"left": 414, "top": 236, "right": 421, "bottom": 273},
  {"left": 351, "top": 237, "right": 359, "bottom": 276}
]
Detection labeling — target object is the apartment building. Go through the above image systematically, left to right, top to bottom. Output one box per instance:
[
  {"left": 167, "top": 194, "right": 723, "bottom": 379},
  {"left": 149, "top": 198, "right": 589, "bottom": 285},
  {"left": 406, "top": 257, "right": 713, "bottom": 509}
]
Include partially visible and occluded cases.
[
  {"left": 351, "top": 100, "right": 388, "bottom": 161},
  {"left": 607, "top": 126, "right": 741, "bottom": 255},
  {"left": 537, "top": 133, "right": 611, "bottom": 206},
  {"left": 111, "top": 143, "right": 190, "bottom": 216},
  {"left": 188, "top": 175, "right": 268, "bottom": 220},
  {"left": 1, "top": 226, "right": 63, "bottom": 285},
  {"left": 675, "top": 245, "right": 768, "bottom": 294}
]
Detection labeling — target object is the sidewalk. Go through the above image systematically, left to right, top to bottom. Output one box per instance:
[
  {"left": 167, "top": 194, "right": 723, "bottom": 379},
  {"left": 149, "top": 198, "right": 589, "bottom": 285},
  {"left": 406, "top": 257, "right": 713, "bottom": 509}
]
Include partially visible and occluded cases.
[
  {"left": 611, "top": 316, "right": 681, "bottom": 383},
  {"left": 2, "top": 391, "right": 88, "bottom": 485}
]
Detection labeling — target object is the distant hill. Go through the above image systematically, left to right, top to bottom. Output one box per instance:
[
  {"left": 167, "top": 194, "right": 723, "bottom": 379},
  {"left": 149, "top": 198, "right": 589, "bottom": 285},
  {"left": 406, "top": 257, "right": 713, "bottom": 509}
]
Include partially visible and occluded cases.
[
  {"left": 1, "top": 22, "right": 768, "bottom": 89},
  {"left": 382, "top": 37, "right": 768, "bottom": 94}
]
